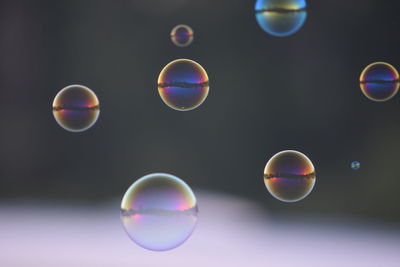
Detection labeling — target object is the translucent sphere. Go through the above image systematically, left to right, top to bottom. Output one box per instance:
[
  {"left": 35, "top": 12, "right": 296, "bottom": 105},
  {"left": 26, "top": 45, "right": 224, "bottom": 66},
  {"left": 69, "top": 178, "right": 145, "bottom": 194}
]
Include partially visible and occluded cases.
[
  {"left": 255, "top": 0, "right": 307, "bottom": 37},
  {"left": 170, "top": 24, "right": 194, "bottom": 47},
  {"left": 157, "top": 59, "right": 209, "bottom": 111},
  {"left": 359, "top": 62, "right": 399, "bottom": 102},
  {"left": 52, "top": 85, "right": 100, "bottom": 132},
  {"left": 264, "top": 150, "right": 316, "bottom": 202},
  {"left": 351, "top": 161, "right": 360, "bottom": 170},
  {"left": 120, "top": 173, "right": 198, "bottom": 251}
]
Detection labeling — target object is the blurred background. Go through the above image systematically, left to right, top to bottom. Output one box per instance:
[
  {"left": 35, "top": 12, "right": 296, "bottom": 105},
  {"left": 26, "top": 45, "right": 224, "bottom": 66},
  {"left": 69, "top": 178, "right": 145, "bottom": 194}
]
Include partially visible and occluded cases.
[{"left": 0, "top": 0, "right": 400, "bottom": 266}]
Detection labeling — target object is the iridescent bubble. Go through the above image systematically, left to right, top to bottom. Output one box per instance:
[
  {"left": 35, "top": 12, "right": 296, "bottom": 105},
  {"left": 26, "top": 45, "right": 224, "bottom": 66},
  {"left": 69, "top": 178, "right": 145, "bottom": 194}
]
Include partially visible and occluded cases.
[
  {"left": 255, "top": 0, "right": 307, "bottom": 37},
  {"left": 170, "top": 24, "right": 194, "bottom": 47},
  {"left": 157, "top": 59, "right": 209, "bottom": 111},
  {"left": 359, "top": 62, "right": 399, "bottom": 102},
  {"left": 52, "top": 85, "right": 100, "bottom": 132},
  {"left": 264, "top": 150, "right": 316, "bottom": 202},
  {"left": 351, "top": 161, "right": 360, "bottom": 170},
  {"left": 120, "top": 173, "right": 198, "bottom": 251}
]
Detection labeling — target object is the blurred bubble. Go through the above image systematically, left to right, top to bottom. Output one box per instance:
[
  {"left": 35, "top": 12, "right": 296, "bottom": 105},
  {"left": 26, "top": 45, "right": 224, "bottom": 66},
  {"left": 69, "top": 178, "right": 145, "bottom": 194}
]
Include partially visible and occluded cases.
[
  {"left": 254, "top": 0, "right": 307, "bottom": 37},
  {"left": 171, "top": 24, "right": 194, "bottom": 47},
  {"left": 157, "top": 59, "right": 209, "bottom": 111},
  {"left": 359, "top": 62, "right": 399, "bottom": 102},
  {"left": 52, "top": 85, "right": 100, "bottom": 132},
  {"left": 264, "top": 150, "right": 316, "bottom": 202},
  {"left": 351, "top": 161, "right": 360, "bottom": 170},
  {"left": 120, "top": 173, "right": 198, "bottom": 251}
]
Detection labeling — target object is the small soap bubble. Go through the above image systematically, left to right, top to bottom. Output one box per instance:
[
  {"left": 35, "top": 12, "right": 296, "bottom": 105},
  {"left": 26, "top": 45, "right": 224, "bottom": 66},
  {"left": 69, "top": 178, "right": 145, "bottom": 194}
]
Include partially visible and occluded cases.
[
  {"left": 255, "top": 0, "right": 307, "bottom": 37},
  {"left": 171, "top": 24, "right": 194, "bottom": 47},
  {"left": 157, "top": 59, "right": 209, "bottom": 111},
  {"left": 359, "top": 62, "right": 399, "bottom": 102},
  {"left": 52, "top": 85, "right": 100, "bottom": 132},
  {"left": 264, "top": 150, "right": 316, "bottom": 202},
  {"left": 351, "top": 161, "right": 360, "bottom": 170},
  {"left": 120, "top": 173, "right": 198, "bottom": 251}
]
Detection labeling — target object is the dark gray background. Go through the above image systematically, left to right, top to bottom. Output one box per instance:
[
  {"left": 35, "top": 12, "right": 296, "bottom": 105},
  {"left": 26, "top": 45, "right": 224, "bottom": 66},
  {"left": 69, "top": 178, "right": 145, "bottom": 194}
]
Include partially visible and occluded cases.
[{"left": 0, "top": 0, "right": 399, "bottom": 221}]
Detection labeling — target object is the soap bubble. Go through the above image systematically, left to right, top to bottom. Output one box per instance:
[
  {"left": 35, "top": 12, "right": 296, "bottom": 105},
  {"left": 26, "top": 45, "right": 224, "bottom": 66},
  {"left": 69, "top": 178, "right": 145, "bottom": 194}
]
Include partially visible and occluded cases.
[
  {"left": 255, "top": 0, "right": 307, "bottom": 37},
  {"left": 171, "top": 24, "right": 194, "bottom": 47},
  {"left": 157, "top": 59, "right": 209, "bottom": 111},
  {"left": 359, "top": 62, "right": 399, "bottom": 102},
  {"left": 52, "top": 85, "right": 100, "bottom": 132},
  {"left": 264, "top": 150, "right": 316, "bottom": 202},
  {"left": 351, "top": 161, "right": 360, "bottom": 170},
  {"left": 121, "top": 173, "right": 198, "bottom": 251}
]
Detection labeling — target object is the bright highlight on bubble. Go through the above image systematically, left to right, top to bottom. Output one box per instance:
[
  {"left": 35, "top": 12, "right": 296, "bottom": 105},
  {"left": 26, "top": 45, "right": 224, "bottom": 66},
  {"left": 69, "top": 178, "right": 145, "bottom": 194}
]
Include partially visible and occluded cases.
[
  {"left": 254, "top": 0, "right": 307, "bottom": 37},
  {"left": 170, "top": 24, "right": 194, "bottom": 47},
  {"left": 157, "top": 59, "right": 209, "bottom": 111},
  {"left": 359, "top": 62, "right": 399, "bottom": 102},
  {"left": 52, "top": 85, "right": 100, "bottom": 132},
  {"left": 264, "top": 150, "right": 316, "bottom": 202},
  {"left": 351, "top": 161, "right": 360, "bottom": 170},
  {"left": 120, "top": 173, "right": 198, "bottom": 251}
]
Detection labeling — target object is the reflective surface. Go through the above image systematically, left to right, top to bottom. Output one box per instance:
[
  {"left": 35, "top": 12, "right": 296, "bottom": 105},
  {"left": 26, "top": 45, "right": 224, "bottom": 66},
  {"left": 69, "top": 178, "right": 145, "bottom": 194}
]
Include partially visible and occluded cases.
[
  {"left": 255, "top": 0, "right": 307, "bottom": 37},
  {"left": 170, "top": 24, "right": 194, "bottom": 47},
  {"left": 157, "top": 59, "right": 209, "bottom": 111},
  {"left": 359, "top": 62, "right": 399, "bottom": 102},
  {"left": 52, "top": 85, "right": 100, "bottom": 132},
  {"left": 264, "top": 150, "right": 316, "bottom": 202},
  {"left": 121, "top": 173, "right": 198, "bottom": 251}
]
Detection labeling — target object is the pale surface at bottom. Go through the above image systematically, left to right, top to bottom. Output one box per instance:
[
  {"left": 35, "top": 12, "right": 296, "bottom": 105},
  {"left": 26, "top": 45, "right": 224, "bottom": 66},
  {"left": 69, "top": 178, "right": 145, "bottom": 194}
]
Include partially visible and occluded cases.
[{"left": 1, "top": 192, "right": 399, "bottom": 267}]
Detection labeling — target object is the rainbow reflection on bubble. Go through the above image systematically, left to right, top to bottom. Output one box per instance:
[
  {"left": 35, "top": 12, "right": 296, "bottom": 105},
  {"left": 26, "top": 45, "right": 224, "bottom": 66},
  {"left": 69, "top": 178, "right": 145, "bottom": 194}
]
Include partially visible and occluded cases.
[
  {"left": 255, "top": 0, "right": 307, "bottom": 37},
  {"left": 170, "top": 24, "right": 194, "bottom": 47},
  {"left": 157, "top": 59, "right": 209, "bottom": 111},
  {"left": 359, "top": 62, "right": 399, "bottom": 102},
  {"left": 52, "top": 85, "right": 100, "bottom": 132},
  {"left": 264, "top": 150, "right": 316, "bottom": 202},
  {"left": 120, "top": 173, "right": 198, "bottom": 251}
]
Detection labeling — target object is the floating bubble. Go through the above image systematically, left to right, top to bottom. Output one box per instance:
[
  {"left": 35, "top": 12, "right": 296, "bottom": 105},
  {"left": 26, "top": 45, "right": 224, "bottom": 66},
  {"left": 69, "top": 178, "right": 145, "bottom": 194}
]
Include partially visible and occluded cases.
[
  {"left": 255, "top": 0, "right": 307, "bottom": 37},
  {"left": 170, "top": 24, "right": 194, "bottom": 47},
  {"left": 157, "top": 59, "right": 209, "bottom": 111},
  {"left": 359, "top": 62, "right": 399, "bottom": 102},
  {"left": 52, "top": 85, "right": 100, "bottom": 132},
  {"left": 264, "top": 150, "right": 316, "bottom": 202},
  {"left": 351, "top": 161, "right": 360, "bottom": 170},
  {"left": 120, "top": 173, "right": 198, "bottom": 251}
]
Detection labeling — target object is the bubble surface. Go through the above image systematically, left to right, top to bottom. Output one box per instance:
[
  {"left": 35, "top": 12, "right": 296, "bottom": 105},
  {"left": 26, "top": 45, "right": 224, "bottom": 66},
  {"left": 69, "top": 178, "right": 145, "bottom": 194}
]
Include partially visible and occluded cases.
[
  {"left": 255, "top": 0, "right": 307, "bottom": 37},
  {"left": 170, "top": 24, "right": 194, "bottom": 47},
  {"left": 157, "top": 59, "right": 209, "bottom": 111},
  {"left": 359, "top": 62, "right": 399, "bottom": 102},
  {"left": 52, "top": 85, "right": 100, "bottom": 132},
  {"left": 264, "top": 150, "right": 316, "bottom": 202},
  {"left": 351, "top": 161, "right": 360, "bottom": 170},
  {"left": 121, "top": 173, "right": 198, "bottom": 251}
]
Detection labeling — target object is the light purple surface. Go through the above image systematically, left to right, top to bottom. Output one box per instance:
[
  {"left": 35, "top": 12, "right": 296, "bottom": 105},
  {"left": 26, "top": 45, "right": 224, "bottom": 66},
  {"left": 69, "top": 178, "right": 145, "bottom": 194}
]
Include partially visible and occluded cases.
[{"left": 1, "top": 192, "right": 400, "bottom": 267}]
